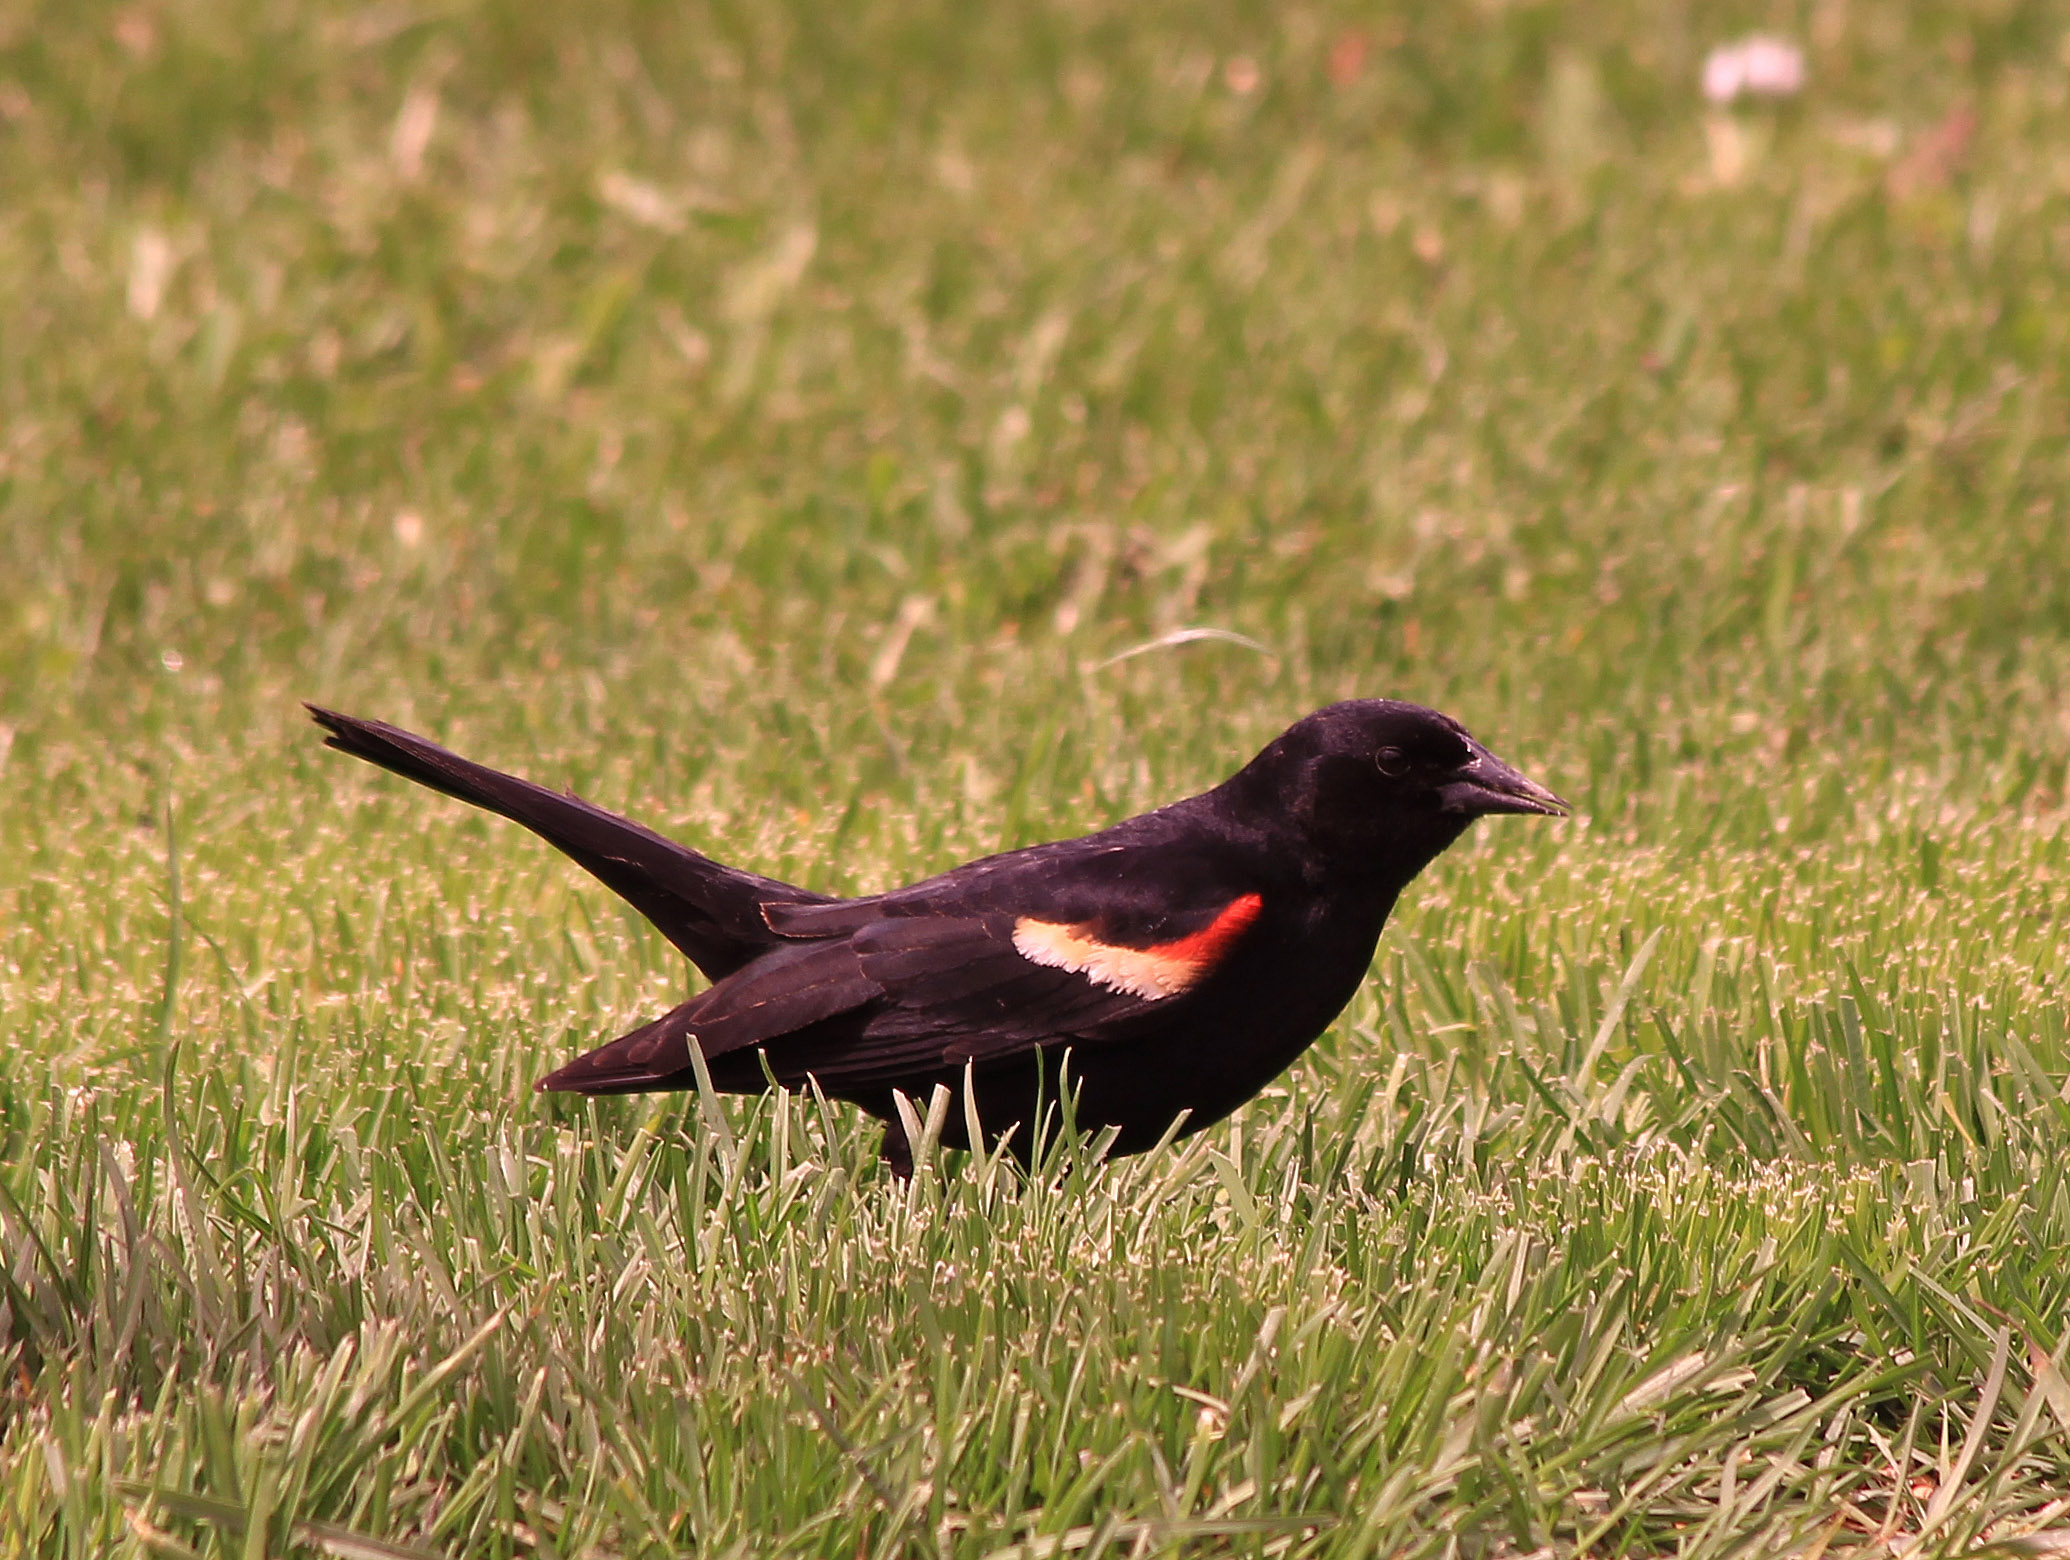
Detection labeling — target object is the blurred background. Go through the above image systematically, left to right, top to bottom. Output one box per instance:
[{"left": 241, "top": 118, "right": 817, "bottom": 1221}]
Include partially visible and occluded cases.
[{"left": 4, "top": 0, "right": 2063, "bottom": 792}]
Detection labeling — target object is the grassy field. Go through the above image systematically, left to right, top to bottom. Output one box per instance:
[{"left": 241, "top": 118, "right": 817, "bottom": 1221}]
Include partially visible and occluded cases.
[{"left": 5, "top": 0, "right": 2070, "bottom": 1553}]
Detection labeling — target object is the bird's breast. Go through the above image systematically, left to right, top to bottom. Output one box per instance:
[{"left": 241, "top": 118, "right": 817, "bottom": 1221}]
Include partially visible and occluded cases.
[{"left": 1054, "top": 892, "right": 1395, "bottom": 1148}]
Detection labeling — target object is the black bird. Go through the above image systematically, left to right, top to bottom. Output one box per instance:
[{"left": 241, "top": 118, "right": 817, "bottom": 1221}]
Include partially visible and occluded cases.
[{"left": 310, "top": 701, "right": 1563, "bottom": 1174}]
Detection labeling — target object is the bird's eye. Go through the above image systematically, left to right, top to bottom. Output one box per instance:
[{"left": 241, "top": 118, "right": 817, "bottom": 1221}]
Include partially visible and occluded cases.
[{"left": 1375, "top": 746, "right": 1408, "bottom": 778}]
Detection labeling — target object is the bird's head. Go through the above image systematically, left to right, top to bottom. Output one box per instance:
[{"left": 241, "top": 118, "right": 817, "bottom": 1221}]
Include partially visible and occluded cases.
[{"left": 1222, "top": 700, "right": 1566, "bottom": 874}]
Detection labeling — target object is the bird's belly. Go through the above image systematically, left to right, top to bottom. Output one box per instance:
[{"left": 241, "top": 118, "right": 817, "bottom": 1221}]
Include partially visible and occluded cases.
[
  {"left": 960, "top": 907, "right": 1387, "bottom": 1158},
  {"left": 1069, "top": 985, "right": 1359, "bottom": 1152}
]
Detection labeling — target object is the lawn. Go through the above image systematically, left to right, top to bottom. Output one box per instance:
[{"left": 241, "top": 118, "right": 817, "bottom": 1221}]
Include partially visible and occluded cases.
[{"left": 4, "top": 1, "right": 2070, "bottom": 1554}]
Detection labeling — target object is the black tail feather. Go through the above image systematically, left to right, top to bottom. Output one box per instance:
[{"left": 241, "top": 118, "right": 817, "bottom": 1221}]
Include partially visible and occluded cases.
[{"left": 308, "top": 705, "right": 828, "bottom": 979}]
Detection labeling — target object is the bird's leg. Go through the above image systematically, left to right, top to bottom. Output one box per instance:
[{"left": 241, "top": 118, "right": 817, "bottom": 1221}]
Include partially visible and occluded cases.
[{"left": 879, "top": 1121, "right": 914, "bottom": 1182}]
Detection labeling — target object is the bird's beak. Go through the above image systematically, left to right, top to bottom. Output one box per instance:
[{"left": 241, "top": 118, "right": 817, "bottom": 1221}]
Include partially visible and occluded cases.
[{"left": 1437, "top": 745, "right": 1569, "bottom": 817}]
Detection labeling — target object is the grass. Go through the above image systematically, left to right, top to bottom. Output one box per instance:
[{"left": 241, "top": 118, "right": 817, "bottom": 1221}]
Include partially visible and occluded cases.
[{"left": 4, "top": 0, "right": 2070, "bottom": 1553}]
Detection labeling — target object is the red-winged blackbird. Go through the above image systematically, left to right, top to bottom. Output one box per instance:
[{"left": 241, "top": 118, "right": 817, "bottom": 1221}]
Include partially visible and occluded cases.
[{"left": 311, "top": 701, "right": 1563, "bottom": 1174}]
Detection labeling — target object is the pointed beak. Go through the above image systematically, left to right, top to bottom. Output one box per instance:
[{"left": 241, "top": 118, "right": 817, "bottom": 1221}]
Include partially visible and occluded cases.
[{"left": 1437, "top": 745, "right": 1569, "bottom": 818}]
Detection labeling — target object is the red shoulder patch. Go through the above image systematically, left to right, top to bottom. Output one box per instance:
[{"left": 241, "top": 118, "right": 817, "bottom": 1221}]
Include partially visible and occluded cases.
[{"left": 1010, "top": 892, "right": 1264, "bottom": 1001}]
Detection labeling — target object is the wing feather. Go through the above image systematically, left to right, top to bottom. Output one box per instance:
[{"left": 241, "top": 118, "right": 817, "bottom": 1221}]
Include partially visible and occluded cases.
[
  {"left": 546, "top": 830, "right": 1268, "bottom": 1100},
  {"left": 756, "top": 891, "right": 1266, "bottom": 1089},
  {"left": 538, "top": 937, "right": 877, "bottom": 1094}
]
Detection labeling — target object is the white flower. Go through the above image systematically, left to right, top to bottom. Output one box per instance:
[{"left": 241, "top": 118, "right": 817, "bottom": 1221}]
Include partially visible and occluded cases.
[{"left": 1702, "top": 36, "right": 1805, "bottom": 104}]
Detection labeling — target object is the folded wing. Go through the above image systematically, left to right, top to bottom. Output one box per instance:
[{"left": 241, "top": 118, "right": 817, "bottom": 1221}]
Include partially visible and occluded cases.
[
  {"left": 546, "top": 879, "right": 1268, "bottom": 1096},
  {"left": 537, "top": 936, "right": 878, "bottom": 1093}
]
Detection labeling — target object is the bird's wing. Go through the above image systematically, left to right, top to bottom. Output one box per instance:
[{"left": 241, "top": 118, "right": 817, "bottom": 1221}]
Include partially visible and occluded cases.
[
  {"left": 545, "top": 807, "right": 1270, "bottom": 1095},
  {"left": 546, "top": 870, "right": 1268, "bottom": 1096},
  {"left": 754, "top": 883, "right": 1268, "bottom": 1090},
  {"left": 537, "top": 936, "right": 877, "bottom": 1093}
]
